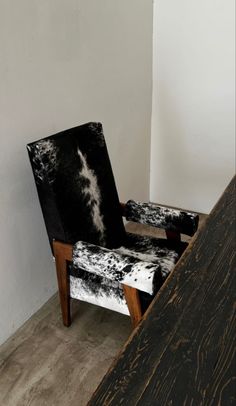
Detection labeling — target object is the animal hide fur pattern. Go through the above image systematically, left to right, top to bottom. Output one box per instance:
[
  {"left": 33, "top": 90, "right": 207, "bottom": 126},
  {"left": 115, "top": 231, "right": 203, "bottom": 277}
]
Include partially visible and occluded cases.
[
  {"left": 27, "top": 122, "right": 194, "bottom": 316},
  {"left": 27, "top": 123, "right": 126, "bottom": 250},
  {"left": 125, "top": 200, "right": 199, "bottom": 236},
  {"left": 70, "top": 232, "right": 187, "bottom": 313},
  {"left": 116, "top": 232, "right": 185, "bottom": 280},
  {"left": 72, "top": 240, "right": 163, "bottom": 295},
  {"left": 70, "top": 272, "right": 129, "bottom": 315}
]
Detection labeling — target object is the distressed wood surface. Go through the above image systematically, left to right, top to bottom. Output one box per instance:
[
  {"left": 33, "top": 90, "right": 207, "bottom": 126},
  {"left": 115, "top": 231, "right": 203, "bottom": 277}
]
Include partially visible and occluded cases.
[{"left": 88, "top": 175, "right": 236, "bottom": 406}]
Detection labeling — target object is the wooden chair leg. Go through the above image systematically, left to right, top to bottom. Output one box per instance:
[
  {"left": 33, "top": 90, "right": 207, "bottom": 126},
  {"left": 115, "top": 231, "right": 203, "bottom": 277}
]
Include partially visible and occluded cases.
[
  {"left": 53, "top": 241, "right": 73, "bottom": 327},
  {"left": 122, "top": 285, "right": 142, "bottom": 328}
]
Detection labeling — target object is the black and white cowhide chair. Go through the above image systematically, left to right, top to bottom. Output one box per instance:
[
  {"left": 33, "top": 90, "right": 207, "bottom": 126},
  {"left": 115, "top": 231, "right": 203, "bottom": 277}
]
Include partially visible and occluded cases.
[{"left": 27, "top": 123, "right": 199, "bottom": 328}]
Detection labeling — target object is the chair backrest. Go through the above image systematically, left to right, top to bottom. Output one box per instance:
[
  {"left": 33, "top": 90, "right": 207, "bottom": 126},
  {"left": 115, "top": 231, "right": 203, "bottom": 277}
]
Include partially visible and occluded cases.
[{"left": 27, "top": 122, "right": 126, "bottom": 251}]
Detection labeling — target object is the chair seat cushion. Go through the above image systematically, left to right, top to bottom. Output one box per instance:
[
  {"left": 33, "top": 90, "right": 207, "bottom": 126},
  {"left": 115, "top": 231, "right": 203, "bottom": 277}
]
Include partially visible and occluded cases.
[
  {"left": 116, "top": 233, "right": 187, "bottom": 280},
  {"left": 72, "top": 240, "right": 163, "bottom": 295}
]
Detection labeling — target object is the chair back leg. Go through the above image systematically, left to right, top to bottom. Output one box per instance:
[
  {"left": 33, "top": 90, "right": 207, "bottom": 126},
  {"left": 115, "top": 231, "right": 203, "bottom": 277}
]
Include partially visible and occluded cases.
[{"left": 53, "top": 241, "right": 73, "bottom": 327}]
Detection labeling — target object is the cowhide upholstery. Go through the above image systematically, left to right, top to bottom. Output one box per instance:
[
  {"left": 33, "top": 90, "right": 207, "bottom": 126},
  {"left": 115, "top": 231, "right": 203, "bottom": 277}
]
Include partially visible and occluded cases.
[
  {"left": 27, "top": 122, "right": 198, "bottom": 317},
  {"left": 27, "top": 122, "right": 126, "bottom": 250},
  {"left": 125, "top": 200, "right": 199, "bottom": 236},
  {"left": 71, "top": 232, "right": 187, "bottom": 313},
  {"left": 117, "top": 232, "right": 187, "bottom": 281},
  {"left": 72, "top": 241, "right": 163, "bottom": 296},
  {"left": 70, "top": 271, "right": 129, "bottom": 315}
]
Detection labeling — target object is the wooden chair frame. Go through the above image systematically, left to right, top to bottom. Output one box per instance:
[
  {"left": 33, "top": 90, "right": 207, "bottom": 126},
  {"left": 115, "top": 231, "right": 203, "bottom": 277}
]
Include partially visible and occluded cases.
[
  {"left": 53, "top": 204, "right": 181, "bottom": 329},
  {"left": 53, "top": 240, "right": 143, "bottom": 328}
]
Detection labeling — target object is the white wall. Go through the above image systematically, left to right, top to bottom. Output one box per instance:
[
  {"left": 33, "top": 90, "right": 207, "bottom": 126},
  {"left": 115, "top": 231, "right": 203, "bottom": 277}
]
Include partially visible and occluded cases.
[
  {"left": 0, "top": 0, "right": 153, "bottom": 345},
  {"left": 151, "top": 0, "right": 235, "bottom": 213}
]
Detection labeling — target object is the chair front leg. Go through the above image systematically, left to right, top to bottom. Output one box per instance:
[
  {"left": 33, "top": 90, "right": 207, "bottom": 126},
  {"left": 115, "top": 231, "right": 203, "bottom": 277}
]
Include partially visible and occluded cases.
[
  {"left": 53, "top": 241, "right": 73, "bottom": 327},
  {"left": 122, "top": 285, "right": 143, "bottom": 328}
]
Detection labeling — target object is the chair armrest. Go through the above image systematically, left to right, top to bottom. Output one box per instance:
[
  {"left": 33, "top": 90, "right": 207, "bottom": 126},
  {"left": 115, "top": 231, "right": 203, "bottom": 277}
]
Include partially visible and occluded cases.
[
  {"left": 124, "top": 200, "right": 199, "bottom": 236},
  {"left": 72, "top": 241, "right": 163, "bottom": 295}
]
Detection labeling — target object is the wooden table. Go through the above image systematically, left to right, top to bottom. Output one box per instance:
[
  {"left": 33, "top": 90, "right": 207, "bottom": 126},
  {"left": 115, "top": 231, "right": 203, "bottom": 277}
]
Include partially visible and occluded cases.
[{"left": 88, "top": 176, "right": 236, "bottom": 406}]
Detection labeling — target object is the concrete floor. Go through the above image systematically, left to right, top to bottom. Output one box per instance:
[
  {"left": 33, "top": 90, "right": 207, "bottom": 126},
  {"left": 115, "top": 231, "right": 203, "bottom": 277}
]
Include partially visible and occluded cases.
[
  {"left": 0, "top": 219, "right": 206, "bottom": 406},
  {"left": 0, "top": 296, "right": 131, "bottom": 406}
]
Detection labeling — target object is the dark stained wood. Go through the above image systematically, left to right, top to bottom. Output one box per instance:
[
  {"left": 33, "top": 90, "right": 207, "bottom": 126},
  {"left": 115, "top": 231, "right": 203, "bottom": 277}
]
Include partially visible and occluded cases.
[
  {"left": 88, "top": 175, "right": 236, "bottom": 406},
  {"left": 120, "top": 202, "right": 126, "bottom": 217},
  {"left": 165, "top": 229, "right": 181, "bottom": 242},
  {"left": 53, "top": 241, "right": 73, "bottom": 327},
  {"left": 122, "top": 285, "right": 143, "bottom": 328}
]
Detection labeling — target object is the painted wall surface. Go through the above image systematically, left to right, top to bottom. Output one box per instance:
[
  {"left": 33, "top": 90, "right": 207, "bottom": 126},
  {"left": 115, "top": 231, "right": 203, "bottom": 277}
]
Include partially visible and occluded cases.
[
  {"left": 0, "top": 0, "right": 153, "bottom": 345},
  {"left": 150, "top": 0, "right": 235, "bottom": 213}
]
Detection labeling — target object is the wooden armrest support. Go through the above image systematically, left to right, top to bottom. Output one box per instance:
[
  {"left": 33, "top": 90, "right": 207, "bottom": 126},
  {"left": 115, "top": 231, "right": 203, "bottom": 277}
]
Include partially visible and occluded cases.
[
  {"left": 120, "top": 202, "right": 126, "bottom": 217},
  {"left": 165, "top": 230, "right": 181, "bottom": 242},
  {"left": 53, "top": 240, "right": 73, "bottom": 327},
  {"left": 53, "top": 240, "right": 73, "bottom": 261}
]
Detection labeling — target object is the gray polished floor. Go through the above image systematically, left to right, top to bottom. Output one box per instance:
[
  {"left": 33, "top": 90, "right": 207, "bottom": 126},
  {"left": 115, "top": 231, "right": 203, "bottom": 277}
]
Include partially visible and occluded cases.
[{"left": 0, "top": 219, "right": 205, "bottom": 406}]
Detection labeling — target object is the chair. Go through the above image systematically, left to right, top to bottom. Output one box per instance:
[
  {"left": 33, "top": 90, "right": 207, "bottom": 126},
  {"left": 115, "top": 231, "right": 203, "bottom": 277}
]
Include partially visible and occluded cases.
[{"left": 27, "top": 122, "right": 199, "bottom": 327}]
